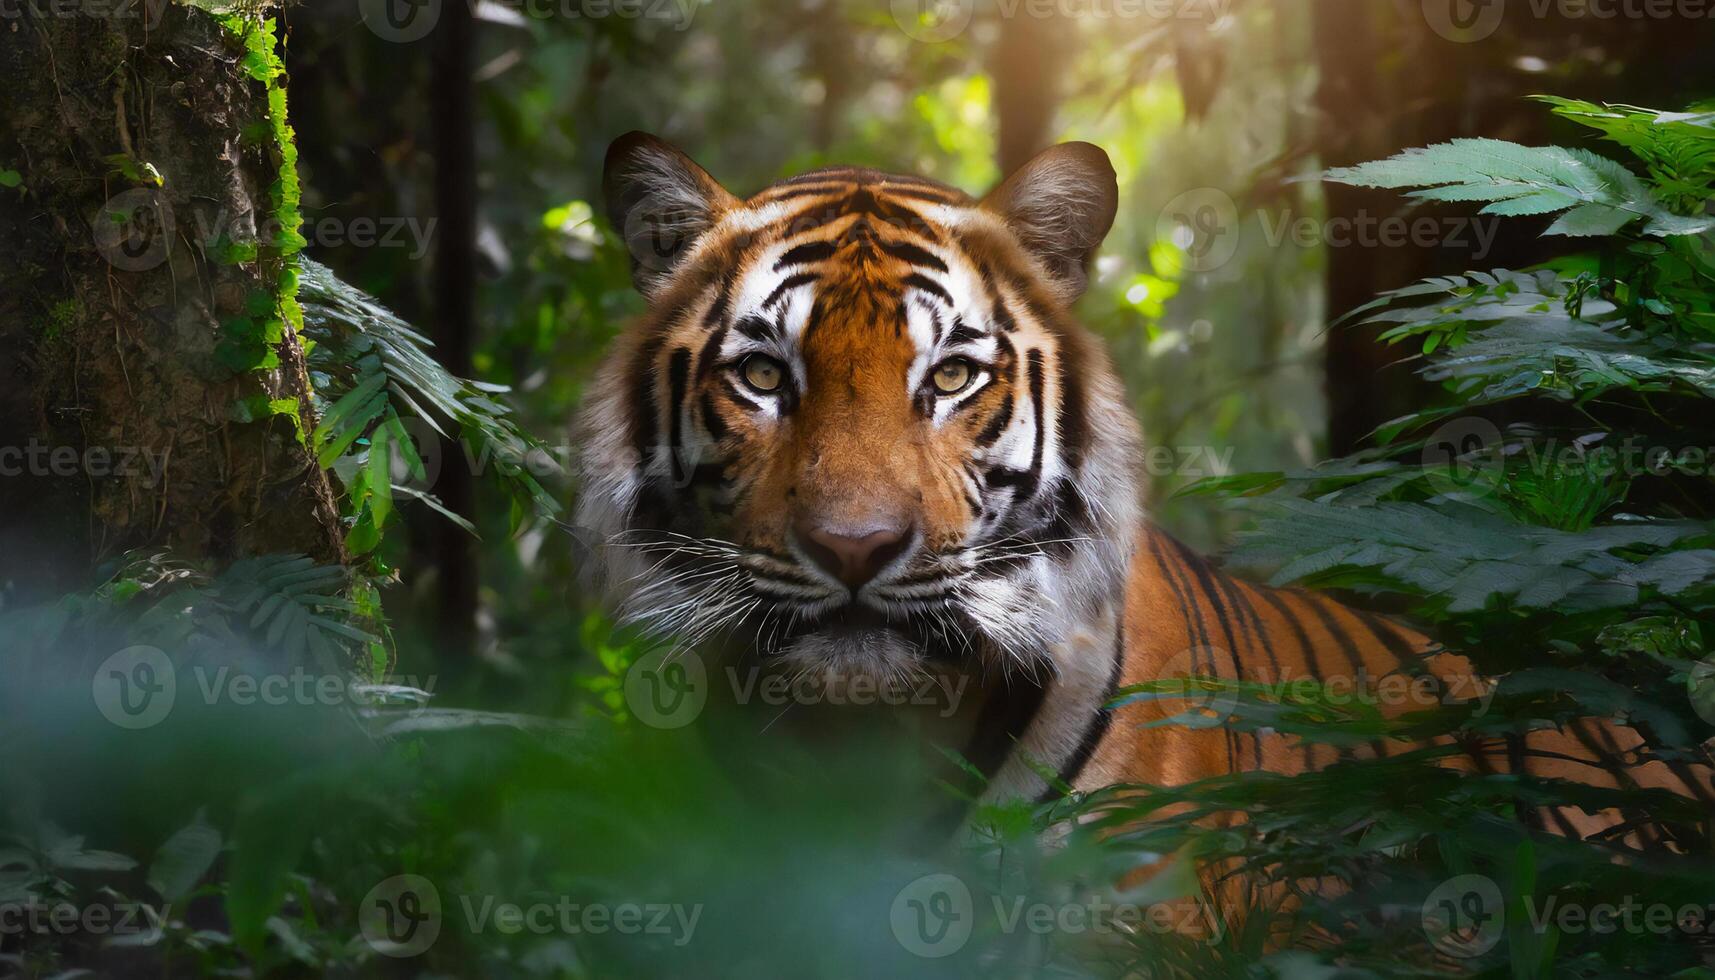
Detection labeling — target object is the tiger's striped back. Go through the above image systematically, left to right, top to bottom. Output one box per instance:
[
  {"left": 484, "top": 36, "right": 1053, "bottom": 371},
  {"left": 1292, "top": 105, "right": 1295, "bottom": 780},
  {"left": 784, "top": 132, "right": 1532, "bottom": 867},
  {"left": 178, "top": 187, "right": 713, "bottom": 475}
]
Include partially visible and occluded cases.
[{"left": 1079, "top": 526, "right": 1715, "bottom": 853}]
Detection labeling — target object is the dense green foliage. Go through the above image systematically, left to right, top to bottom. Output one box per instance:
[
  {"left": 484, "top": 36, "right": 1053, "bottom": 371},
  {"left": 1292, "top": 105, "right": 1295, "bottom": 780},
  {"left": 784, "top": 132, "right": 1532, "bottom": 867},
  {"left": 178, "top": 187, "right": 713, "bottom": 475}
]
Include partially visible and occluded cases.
[{"left": 1150, "top": 99, "right": 1715, "bottom": 976}]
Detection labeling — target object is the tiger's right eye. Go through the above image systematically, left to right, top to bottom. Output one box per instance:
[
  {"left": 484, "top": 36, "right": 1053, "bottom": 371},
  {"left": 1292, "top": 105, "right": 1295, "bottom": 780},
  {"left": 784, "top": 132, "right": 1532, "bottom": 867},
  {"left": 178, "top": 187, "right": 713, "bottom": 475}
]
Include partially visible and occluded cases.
[{"left": 739, "top": 354, "right": 785, "bottom": 394}]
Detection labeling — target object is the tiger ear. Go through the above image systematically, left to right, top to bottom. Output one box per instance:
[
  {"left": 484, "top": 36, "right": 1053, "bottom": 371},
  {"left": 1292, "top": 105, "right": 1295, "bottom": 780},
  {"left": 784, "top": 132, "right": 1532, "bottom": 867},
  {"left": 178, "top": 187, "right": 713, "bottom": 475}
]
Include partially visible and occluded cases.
[
  {"left": 603, "top": 131, "right": 737, "bottom": 298},
  {"left": 979, "top": 142, "right": 1118, "bottom": 298}
]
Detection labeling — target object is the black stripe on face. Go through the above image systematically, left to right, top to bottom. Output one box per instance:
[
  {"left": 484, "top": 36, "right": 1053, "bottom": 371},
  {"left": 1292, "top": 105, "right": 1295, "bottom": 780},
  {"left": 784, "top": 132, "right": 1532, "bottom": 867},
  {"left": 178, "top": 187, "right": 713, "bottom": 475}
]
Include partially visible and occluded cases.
[
  {"left": 764, "top": 185, "right": 849, "bottom": 202},
  {"left": 881, "top": 186, "right": 963, "bottom": 204},
  {"left": 841, "top": 188, "right": 939, "bottom": 241},
  {"left": 878, "top": 239, "right": 949, "bottom": 272},
  {"left": 774, "top": 241, "right": 837, "bottom": 270},
  {"left": 976, "top": 245, "right": 1063, "bottom": 330},
  {"left": 703, "top": 269, "right": 736, "bottom": 330},
  {"left": 764, "top": 272, "right": 818, "bottom": 309},
  {"left": 902, "top": 272, "right": 952, "bottom": 307},
  {"left": 909, "top": 296, "right": 945, "bottom": 346},
  {"left": 734, "top": 314, "right": 776, "bottom": 344},
  {"left": 945, "top": 318, "right": 985, "bottom": 348},
  {"left": 695, "top": 323, "right": 729, "bottom": 382},
  {"left": 629, "top": 336, "right": 664, "bottom": 462},
  {"left": 1054, "top": 345, "right": 1089, "bottom": 468},
  {"left": 666, "top": 347, "right": 691, "bottom": 485},
  {"left": 1024, "top": 348, "right": 1046, "bottom": 480},
  {"left": 984, "top": 352, "right": 1045, "bottom": 496},
  {"left": 720, "top": 376, "right": 766, "bottom": 413},
  {"left": 699, "top": 390, "right": 728, "bottom": 442},
  {"left": 975, "top": 394, "right": 1013, "bottom": 447}
]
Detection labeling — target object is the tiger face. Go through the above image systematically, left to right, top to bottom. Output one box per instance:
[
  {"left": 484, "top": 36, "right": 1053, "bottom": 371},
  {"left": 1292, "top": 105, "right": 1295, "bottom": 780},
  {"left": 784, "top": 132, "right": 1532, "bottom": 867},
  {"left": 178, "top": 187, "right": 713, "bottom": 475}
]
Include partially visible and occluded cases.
[{"left": 577, "top": 133, "right": 1143, "bottom": 686}]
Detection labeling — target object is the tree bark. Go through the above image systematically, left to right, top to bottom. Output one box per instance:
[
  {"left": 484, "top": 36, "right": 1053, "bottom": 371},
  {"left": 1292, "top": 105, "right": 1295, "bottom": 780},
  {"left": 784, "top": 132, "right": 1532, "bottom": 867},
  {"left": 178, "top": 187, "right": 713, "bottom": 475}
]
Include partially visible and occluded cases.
[
  {"left": 429, "top": 0, "right": 480, "bottom": 666},
  {"left": 0, "top": 1, "right": 343, "bottom": 604},
  {"left": 991, "top": 15, "right": 1072, "bottom": 176}
]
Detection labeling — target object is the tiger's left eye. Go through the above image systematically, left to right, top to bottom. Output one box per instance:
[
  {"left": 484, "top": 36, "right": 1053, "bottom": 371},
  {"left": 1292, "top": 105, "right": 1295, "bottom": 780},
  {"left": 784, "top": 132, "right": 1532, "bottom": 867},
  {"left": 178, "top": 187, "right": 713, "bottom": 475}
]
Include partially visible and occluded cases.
[
  {"left": 739, "top": 353, "right": 785, "bottom": 394},
  {"left": 931, "top": 358, "right": 974, "bottom": 395}
]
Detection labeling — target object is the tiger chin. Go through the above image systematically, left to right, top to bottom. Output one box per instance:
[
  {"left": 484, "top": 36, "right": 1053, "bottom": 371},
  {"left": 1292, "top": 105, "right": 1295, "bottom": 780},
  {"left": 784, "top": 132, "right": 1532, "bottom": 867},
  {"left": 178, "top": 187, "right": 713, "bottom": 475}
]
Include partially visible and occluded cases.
[{"left": 575, "top": 132, "right": 1711, "bottom": 836}]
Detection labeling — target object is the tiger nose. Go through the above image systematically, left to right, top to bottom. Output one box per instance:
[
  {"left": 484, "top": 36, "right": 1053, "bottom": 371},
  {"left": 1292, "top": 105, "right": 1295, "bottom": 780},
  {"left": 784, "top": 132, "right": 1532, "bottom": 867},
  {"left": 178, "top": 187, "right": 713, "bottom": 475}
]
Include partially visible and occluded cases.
[{"left": 793, "top": 519, "right": 913, "bottom": 590}]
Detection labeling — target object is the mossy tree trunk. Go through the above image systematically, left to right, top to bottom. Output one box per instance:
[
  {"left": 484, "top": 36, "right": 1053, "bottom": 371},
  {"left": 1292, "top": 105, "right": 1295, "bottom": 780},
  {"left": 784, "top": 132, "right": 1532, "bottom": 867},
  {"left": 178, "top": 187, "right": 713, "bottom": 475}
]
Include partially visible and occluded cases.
[{"left": 0, "top": 1, "right": 343, "bottom": 604}]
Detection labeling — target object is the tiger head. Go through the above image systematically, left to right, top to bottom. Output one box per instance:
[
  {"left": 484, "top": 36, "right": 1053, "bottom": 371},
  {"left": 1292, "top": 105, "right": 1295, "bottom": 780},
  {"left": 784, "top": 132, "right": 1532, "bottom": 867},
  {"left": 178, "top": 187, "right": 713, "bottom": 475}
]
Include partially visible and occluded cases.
[{"left": 576, "top": 133, "right": 1143, "bottom": 686}]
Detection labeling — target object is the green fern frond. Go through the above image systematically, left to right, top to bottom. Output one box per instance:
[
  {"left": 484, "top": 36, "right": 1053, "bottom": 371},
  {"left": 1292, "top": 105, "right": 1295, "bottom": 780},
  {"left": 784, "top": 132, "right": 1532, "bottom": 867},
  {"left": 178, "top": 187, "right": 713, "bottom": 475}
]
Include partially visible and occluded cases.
[
  {"left": 1324, "top": 138, "right": 1714, "bottom": 238},
  {"left": 295, "top": 260, "right": 560, "bottom": 553}
]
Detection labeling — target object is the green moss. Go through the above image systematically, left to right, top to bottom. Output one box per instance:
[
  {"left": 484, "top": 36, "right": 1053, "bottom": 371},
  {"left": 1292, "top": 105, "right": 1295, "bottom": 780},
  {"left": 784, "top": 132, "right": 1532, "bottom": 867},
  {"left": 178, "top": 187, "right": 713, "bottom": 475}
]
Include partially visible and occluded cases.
[
  {"left": 208, "top": 10, "right": 305, "bottom": 379},
  {"left": 39, "top": 298, "right": 82, "bottom": 342}
]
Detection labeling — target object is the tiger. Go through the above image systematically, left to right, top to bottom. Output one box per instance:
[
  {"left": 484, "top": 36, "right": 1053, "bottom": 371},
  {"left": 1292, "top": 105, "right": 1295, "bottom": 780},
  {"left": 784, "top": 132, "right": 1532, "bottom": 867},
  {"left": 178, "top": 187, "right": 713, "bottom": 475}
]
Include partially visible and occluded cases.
[{"left": 574, "top": 131, "right": 1713, "bottom": 853}]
